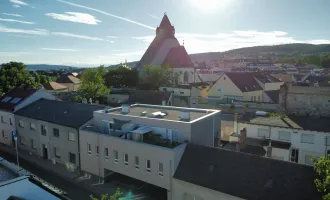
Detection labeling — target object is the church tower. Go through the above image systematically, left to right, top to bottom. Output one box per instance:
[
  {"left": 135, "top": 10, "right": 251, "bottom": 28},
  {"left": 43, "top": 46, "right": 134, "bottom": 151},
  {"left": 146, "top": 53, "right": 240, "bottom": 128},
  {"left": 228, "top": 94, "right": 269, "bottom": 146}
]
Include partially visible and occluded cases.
[{"left": 156, "top": 13, "right": 175, "bottom": 38}]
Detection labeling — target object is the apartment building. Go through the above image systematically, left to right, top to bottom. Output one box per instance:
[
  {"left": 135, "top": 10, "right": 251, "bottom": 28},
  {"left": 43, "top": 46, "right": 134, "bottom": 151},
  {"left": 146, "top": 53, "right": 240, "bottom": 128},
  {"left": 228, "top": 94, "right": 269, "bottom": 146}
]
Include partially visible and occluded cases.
[
  {"left": 0, "top": 86, "right": 55, "bottom": 147},
  {"left": 14, "top": 99, "right": 105, "bottom": 170},
  {"left": 79, "top": 104, "right": 221, "bottom": 199},
  {"left": 237, "top": 114, "right": 330, "bottom": 165},
  {"left": 172, "top": 144, "right": 320, "bottom": 200}
]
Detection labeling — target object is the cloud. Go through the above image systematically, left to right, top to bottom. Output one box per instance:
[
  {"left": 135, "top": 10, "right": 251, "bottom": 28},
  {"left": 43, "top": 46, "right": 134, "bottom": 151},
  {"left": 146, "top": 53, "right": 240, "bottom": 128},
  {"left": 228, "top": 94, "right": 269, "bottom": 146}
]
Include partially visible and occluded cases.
[
  {"left": 9, "top": 0, "right": 34, "bottom": 8},
  {"left": 56, "top": 0, "right": 155, "bottom": 30},
  {"left": 45, "top": 12, "right": 101, "bottom": 25},
  {"left": 2, "top": 13, "right": 23, "bottom": 17},
  {"left": 146, "top": 14, "right": 161, "bottom": 20},
  {"left": 0, "top": 18, "right": 35, "bottom": 24},
  {"left": 0, "top": 25, "right": 48, "bottom": 35},
  {"left": 131, "top": 30, "right": 330, "bottom": 54},
  {"left": 51, "top": 32, "right": 103, "bottom": 41},
  {"left": 107, "top": 36, "right": 119, "bottom": 39},
  {"left": 106, "top": 40, "right": 115, "bottom": 43},
  {"left": 41, "top": 48, "right": 79, "bottom": 52},
  {"left": 113, "top": 50, "right": 145, "bottom": 57},
  {"left": 0, "top": 51, "right": 30, "bottom": 56}
]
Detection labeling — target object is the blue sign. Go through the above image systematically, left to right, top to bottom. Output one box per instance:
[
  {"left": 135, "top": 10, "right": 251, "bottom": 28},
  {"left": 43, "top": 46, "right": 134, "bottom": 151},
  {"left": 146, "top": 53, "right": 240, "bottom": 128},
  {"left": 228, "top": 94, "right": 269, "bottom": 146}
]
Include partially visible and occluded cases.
[{"left": 12, "top": 131, "right": 17, "bottom": 141}]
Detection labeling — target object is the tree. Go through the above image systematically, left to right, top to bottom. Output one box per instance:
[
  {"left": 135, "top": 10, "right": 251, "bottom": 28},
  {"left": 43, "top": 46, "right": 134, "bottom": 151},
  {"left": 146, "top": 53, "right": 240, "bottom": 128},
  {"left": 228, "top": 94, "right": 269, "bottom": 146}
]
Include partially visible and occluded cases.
[
  {"left": 0, "top": 62, "right": 40, "bottom": 95},
  {"left": 138, "top": 65, "right": 173, "bottom": 90},
  {"left": 104, "top": 66, "right": 138, "bottom": 88},
  {"left": 80, "top": 68, "right": 109, "bottom": 100},
  {"left": 313, "top": 156, "right": 330, "bottom": 200},
  {"left": 90, "top": 188, "right": 123, "bottom": 200}
]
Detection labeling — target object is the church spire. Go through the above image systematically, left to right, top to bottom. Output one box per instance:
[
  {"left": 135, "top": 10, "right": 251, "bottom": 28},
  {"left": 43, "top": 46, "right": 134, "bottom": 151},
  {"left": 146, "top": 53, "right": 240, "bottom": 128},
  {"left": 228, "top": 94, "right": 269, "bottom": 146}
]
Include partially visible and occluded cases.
[{"left": 156, "top": 13, "right": 175, "bottom": 37}]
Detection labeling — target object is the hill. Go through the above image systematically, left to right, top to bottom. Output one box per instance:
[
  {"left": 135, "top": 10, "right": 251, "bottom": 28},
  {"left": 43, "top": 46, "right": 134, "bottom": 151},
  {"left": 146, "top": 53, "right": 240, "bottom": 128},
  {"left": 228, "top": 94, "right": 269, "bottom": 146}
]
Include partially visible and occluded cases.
[
  {"left": 189, "top": 43, "right": 330, "bottom": 61},
  {"left": 26, "top": 64, "right": 77, "bottom": 71}
]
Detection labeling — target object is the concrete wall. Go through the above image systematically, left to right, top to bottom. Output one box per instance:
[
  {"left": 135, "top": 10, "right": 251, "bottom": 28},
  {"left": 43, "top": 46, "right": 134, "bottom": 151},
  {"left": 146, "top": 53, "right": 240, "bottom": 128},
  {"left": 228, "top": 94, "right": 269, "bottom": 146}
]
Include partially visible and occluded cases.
[
  {"left": 280, "top": 84, "right": 330, "bottom": 117},
  {"left": 105, "top": 94, "right": 129, "bottom": 104},
  {"left": 0, "top": 111, "right": 15, "bottom": 146},
  {"left": 15, "top": 115, "right": 80, "bottom": 169},
  {"left": 239, "top": 123, "right": 330, "bottom": 165},
  {"left": 79, "top": 129, "right": 186, "bottom": 190},
  {"left": 172, "top": 179, "right": 243, "bottom": 200}
]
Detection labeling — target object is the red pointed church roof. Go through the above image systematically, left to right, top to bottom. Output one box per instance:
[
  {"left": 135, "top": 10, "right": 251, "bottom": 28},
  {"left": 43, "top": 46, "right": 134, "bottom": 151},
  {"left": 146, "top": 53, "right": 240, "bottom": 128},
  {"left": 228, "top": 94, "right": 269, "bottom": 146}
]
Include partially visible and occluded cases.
[
  {"left": 159, "top": 14, "right": 172, "bottom": 28},
  {"left": 162, "top": 46, "right": 194, "bottom": 68}
]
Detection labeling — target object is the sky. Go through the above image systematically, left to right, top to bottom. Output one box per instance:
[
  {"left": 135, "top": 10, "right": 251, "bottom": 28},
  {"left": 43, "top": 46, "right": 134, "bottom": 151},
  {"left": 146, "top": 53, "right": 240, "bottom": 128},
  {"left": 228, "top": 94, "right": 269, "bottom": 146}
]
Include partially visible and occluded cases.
[{"left": 0, "top": 0, "right": 329, "bottom": 67}]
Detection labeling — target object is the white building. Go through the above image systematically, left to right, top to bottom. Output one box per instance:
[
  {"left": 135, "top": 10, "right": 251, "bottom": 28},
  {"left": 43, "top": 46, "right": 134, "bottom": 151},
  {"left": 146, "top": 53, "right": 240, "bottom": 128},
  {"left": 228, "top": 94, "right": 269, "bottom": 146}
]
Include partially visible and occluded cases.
[{"left": 238, "top": 115, "right": 330, "bottom": 165}]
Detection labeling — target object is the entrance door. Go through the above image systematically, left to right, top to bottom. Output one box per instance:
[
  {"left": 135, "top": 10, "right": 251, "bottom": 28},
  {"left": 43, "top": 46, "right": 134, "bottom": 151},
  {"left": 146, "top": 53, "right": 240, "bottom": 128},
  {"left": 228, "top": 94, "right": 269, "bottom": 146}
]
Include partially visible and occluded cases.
[
  {"left": 42, "top": 144, "right": 48, "bottom": 159},
  {"left": 290, "top": 148, "right": 299, "bottom": 163}
]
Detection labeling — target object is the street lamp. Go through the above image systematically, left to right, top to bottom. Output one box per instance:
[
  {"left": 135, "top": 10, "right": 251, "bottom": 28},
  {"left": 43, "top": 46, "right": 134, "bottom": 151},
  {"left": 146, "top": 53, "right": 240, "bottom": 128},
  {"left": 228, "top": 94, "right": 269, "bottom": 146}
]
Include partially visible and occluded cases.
[{"left": 12, "top": 130, "right": 20, "bottom": 175}]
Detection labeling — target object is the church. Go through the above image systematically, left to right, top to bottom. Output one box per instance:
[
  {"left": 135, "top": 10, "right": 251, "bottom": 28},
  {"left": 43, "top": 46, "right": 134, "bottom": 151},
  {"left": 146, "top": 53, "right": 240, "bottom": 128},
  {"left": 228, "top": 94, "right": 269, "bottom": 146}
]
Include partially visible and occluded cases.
[{"left": 136, "top": 14, "right": 198, "bottom": 84}]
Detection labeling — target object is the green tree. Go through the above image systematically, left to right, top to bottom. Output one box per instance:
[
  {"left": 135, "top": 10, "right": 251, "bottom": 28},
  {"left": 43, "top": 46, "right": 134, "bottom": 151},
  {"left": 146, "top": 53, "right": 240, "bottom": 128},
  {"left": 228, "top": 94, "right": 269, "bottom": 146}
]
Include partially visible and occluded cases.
[
  {"left": 0, "top": 62, "right": 40, "bottom": 95},
  {"left": 138, "top": 65, "right": 173, "bottom": 90},
  {"left": 104, "top": 66, "right": 139, "bottom": 88},
  {"left": 80, "top": 68, "right": 109, "bottom": 100},
  {"left": 313, "top": 156, "right": 330, "bottom": 200},
  {"left": 90, "top": 188, "right": 123, "bottom": 200}
]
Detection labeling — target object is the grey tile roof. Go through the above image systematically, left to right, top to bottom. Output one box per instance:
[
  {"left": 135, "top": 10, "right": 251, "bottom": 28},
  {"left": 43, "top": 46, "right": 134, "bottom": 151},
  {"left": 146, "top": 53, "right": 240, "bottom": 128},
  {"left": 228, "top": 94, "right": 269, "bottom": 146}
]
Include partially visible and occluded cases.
[
  {"left": 0, "top": 86, "right": 38, "bottom": 112},
  {"left": 14, "top": 99, "right": 105, "bottom": 128},
  {"left": 174, "top": 144, "right": 320, "bottom": 200}
]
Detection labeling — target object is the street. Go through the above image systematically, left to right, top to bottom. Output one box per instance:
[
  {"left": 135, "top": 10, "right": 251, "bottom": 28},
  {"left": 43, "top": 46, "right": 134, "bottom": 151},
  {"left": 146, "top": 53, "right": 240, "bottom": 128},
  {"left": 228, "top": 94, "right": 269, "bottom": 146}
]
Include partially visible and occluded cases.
[{"left": 0, "top": 150, "right": 93, "bottom": 200}]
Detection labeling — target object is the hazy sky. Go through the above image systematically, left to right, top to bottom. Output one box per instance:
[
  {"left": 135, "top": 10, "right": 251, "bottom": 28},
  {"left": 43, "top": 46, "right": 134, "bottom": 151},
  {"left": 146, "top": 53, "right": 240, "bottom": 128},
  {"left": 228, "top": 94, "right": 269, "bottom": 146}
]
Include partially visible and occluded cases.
[{"left": 0, "top": 0, "right": 329, "bottom": 67}]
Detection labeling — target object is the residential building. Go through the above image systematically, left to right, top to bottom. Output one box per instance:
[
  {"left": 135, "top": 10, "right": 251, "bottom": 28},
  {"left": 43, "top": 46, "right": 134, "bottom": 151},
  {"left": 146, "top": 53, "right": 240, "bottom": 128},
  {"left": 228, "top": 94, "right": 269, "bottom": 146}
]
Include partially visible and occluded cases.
[
  {"left": 136, "top": 14, "right": 197, "bottom": 84},
  {"left": 271, "top": 73, "right": 296, "bottom": 83},
  {"left": 253, "top": 74, "right": 283, "bottom": 91},
  {"left": 56, "top": 75, "right": 81, "bottom": 91},
  {"left": 43, "top": 82, "right": 69, "bottom": 93},
  {"left": 279, "top": 83, "right": 330, "bottom": 116},
  {"left": 0, "top": 86, "right": 55, "bottom": 147},
  {"left": 14, "top": 99, "right": 105, "bottom": 171},
  {"left": 79, "top": 104, "right": 221, "bottom": 199},
  {"left": 237, "top": 114, "right": 330, "bottom": 165},
  {"left": 172, "top": 144, "right": 320, "bottom": 200},
  {"left": 0, "top": 176, "right": 68, "bottom": 200}
]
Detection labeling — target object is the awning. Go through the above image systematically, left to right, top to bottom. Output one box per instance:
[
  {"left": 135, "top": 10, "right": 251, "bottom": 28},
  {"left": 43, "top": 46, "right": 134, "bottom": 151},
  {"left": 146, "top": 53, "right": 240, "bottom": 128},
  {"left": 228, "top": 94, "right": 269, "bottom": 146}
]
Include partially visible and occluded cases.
[{"left": 130, "top": 126, "right": 153, "bottom": 135}]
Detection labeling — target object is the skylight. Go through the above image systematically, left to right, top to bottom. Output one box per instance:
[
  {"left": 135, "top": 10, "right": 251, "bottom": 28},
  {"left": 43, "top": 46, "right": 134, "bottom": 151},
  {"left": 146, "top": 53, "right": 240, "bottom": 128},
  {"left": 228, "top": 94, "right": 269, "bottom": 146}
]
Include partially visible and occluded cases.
[
  {"left": 1, "top": 96, "right": 12, "bottom": 103},
  {"left": 10, "top": 97, "right": 22, "bottom": 104}
]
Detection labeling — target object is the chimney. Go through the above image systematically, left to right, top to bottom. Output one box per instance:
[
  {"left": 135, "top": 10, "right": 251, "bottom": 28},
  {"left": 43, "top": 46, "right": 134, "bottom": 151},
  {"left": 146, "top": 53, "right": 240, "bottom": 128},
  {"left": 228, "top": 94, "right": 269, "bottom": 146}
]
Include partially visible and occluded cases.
[
  {"left": 122, "top": 104, "right": 130, "bottom": 113},
  {"left": 180, "top": 111, "right": 190, "bottom": 121},
  {"left": 239, "top": 128, "right": 247, "bottom": 149},
  {"left": 266, "top": 140, "right": 272, "bottom": 157}
]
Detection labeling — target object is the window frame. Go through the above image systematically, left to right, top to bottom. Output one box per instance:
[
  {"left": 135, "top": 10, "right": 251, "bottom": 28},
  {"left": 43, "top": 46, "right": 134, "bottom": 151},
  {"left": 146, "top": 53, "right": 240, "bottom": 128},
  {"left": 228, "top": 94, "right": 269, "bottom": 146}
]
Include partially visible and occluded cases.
[
  {"left": 19, "top": 120, "right": 24, "bottom": 128},
  {"left": 30, "top": 122, "right": 36, "bottom": 131},
  {"left": 41, "top": 125, "right": 47, "bottom": 136},
  {"left": 53, "top": 128, "right": 60, "bottom": 138},
  {"left": 258, "top": 128, "right": 269, "bottom": 138},
  {"left": 278, "top": 131, "right": 291, "bottom": 141},
  {"left": 68, "top": 132, "right": 75, "bottom": 142},
  {"left": 301, "top": 133, "right": 314, "bottom": 144},
  {"left": 31, "top": 139, "right": 36, "bottom": 149},
  {"left": 87, "top": 143, "right": 91, "bottom": 155},
  {"left": 96, "top": 145, "right": 99, "bottom": 157},
  {"left": 104, "top": 148, "right": 109, "bottom": 160},
  {"left": 113, "top": 150, "right": 118, "bottom": 163},
  {"left": 69, "top": 152, "right": 76, "bottom": 164},
  {"left": 124, "top": 153, "right": 128, "bottom": 166},
  {"left": 135, "top": 156, "right": 139, "bottom": 169},
  {"left": 146, "top": 159, "right": 151, "bottom": 172},
  {"left": 158, "top": 162, "right": 164, "bottom": 176}
]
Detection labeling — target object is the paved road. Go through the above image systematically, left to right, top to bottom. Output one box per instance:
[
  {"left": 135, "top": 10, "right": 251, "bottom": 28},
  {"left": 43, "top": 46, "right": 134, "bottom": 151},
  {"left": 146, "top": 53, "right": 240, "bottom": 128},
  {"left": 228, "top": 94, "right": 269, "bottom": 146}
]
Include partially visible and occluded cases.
[{"left": 0, "top": 150, "right": 92, "bottom": 200}]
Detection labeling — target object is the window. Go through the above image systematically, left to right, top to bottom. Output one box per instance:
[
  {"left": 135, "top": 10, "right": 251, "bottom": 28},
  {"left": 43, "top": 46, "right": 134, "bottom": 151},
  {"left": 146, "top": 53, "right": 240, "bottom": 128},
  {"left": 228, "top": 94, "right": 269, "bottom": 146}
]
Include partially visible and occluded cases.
[
  {"left": 223, "top": 77, "right": 226, "bottom": 80},
  {"left": 1, "top": 96, "right": 12, "bottom": 102},
  {"left": 251, "top": 96, "right": 253, "bottom": 101},
  {"left": 253, "top": 96, "right": 256, "bottom": 101},
  {"left": 258, "top": 96, "right": 260, "bottom": 102},
  {"left": 10, "top": 97, "right": 22, "bottom": 104},
  {"left": 1, "top": 116, "right": 4, "bottom": 123},
  {"left": 9, "top": 118, "right": 12, "bottom": 125},
  {"left": 18, "top": 120, "right": 24, "bottom": 128},
  {"left": 30, "top": 123, "right": 36, "bottom": 131},
  {"left": 41, "top": 125, "right": 47, "bottom": 136},
  {"left": 53, "top": 128, "right": 59, "bottom": 138},
  {"left": 258, "top": 128, "right": 269, "bottom": 138},
  {"left": 1, "top": 130, "right": 4, "bottom": 138},
  {"left": 172, "top": 130, "right": 179, "bottom": 142},
  {"left": 278, "top": 131, "right": 291, "bottom": 141},
  {"left": 68, "top": 132, "right": 75, "bottom": 141},
  {"left": 301, "top": 133, "right": 314, "bottom": 144},
  {"left": 20, "top": 136, "right": 25, "bottom": 145},
  {"left": 31, "top": 139, "right": 36, "bottom": 149},
  {"left": 87, "top": 143, "right": 91, "bottom": 154},
  {"left": 96, "top": 145, "right": 99, "bottom": 157},
  {"left": 54, "top": 147, "right": 60, "bottom": 158},
  {"left": 104, "top": 148, "right": 109, "bottom": 160},
  {"left": 290, "top": 148, "right": 299, "bottom": 163},
  {"left": 113, "top": 150, "right": 118, "bottom": 163},
  {"left": 69, "top": 152, "right": 76, "bottom": 164},
  {"left": 124, "top": 153, "right": 128, "bottom": 166},
  {"left": 135, "top": 156, "right": 139, "bottom": 169},
  {"left": 146, "top": 159, "right": 151, "bottom": 172},
  {"left": 158, "top": 162, "right": 163, "bottom": 176}
]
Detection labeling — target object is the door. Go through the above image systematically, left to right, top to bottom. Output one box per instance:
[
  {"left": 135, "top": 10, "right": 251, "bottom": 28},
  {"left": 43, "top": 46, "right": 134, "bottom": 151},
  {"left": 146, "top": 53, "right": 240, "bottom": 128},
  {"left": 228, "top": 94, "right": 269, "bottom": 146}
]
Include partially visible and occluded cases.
[
  {"left": 42, "top": 144, "right": 48, "bottom": 159},
  {"left": 290, "top": 148, "right": 299, "bottom": 163}
]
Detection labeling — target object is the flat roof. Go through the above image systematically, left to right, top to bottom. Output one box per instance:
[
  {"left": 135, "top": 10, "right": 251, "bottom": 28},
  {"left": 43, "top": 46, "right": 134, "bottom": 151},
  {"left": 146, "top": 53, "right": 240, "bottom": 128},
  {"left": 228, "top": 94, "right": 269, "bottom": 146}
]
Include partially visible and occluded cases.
[{"left": 106, "top": 104, "right": 218, "bottom": 122}]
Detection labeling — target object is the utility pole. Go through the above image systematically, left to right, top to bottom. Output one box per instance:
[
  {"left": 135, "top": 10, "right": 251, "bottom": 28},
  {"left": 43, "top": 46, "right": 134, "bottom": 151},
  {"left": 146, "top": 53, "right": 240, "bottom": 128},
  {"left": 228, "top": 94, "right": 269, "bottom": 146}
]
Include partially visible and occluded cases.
[
  {"left": 13, "top": 131, "right": 20, "bottom": 175},
  {"left": 325, "top": 136, "right": 328, "bottom": 159}
]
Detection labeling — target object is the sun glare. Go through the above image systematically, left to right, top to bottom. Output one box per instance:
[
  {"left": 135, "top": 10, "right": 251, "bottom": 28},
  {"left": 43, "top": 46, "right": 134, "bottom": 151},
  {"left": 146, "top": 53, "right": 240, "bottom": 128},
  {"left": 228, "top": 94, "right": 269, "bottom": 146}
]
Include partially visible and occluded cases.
[{"left": 189, "top": 0, "right": 224, "bottom": 12}]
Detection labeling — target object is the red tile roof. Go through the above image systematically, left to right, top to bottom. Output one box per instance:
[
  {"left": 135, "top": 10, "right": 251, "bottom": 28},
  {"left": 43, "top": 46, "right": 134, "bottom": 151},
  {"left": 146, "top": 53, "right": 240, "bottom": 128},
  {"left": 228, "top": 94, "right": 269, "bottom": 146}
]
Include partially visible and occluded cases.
[
  {"left": 162, "top": 46, "right": 194, "bottom": 68},
  {"left": 56, "top": 75, "right": 81, "bottom": 84},
  {"left": 43, "top": 82, "right": 68, "bottom": 91},
  {"left": 0, "top": 86, "right": 38, "bottom": 112}
]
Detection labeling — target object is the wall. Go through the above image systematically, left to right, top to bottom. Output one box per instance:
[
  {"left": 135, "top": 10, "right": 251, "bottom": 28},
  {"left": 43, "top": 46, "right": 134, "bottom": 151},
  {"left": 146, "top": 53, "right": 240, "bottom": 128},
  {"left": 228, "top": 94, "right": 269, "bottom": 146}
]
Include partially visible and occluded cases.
[
  {"left": 151, "top": 38, "right": 180, "bottom": 66},
  {"left": 173, "top": 68, "right": 195, "bottom": 84},
  {"left": 208, "top": 74, "right": 243, "bottom": 99},
  {"left": 255, "top": 79, "right": 283, "bottom": 91},
  {"left": 280, "top": 84, "right": 330, "bottom": 117},
  {"left": 159, "top": 87, "right": 191, "bottom": 97},
  {"left": 14, "top": 89, "right": 56, "bottom": 112},
  {"left": 242, "top": 90, "right": 263, "bottom": 102},
  {"left": 105, "top": 94, "right": 129, "bottom": 104},
  {"left": 0, "top": 111, "right": 15, "bottom": 146},
  {"left": 15, "top": 115, "right": 80, "bottom": 169},
  {"left": 239, "top": 122, "right": 330, "bottom": 165},
  {"left": 79, "top": 129, "right": 184, "bottom": 190},
  {"left": 172, "top": 179, "right": 243, "bottom": 200}
]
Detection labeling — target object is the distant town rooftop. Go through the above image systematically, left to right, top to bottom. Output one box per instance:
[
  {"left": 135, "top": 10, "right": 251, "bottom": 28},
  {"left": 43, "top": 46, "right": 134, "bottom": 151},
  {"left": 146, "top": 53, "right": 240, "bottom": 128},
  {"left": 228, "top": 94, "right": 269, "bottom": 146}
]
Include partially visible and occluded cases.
[{"left": 101, "top": 104, "right": 219, "bottom": 122}]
